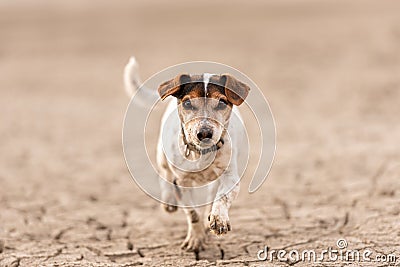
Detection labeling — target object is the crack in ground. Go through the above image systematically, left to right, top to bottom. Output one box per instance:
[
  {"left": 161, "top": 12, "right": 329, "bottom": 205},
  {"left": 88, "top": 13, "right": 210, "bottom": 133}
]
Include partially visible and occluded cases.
[
  {"left": 369, "top": 160, "right": 389, "bottom": 196},
  {"left": 274, "top": 197, "right": 291, "bottom": 220},
  {"left": 121, "top": 210, "right": 129, "bottom": 228},
  {"left": 338, "top": 211, "right": 349, "bottom": 234},
  {"left": 53, "top": 227, "right": 73, "bottom": 240},
  {"left": 277, "top": 238, "right": 317, "bottom": 251},
  {"left": 0, "top": 239, "right": 4, "bottom": 253},
  {"left": 217, "top": 244, "right": 225, "bottom": 260},
  {"left": 84, "top": 245, "right": 103, "bottom": 256},
  {"left": 43, "top": 247, "right": 63, "bottom": 261},
  {"left": 136, "top": 248, "right": 145, "bottom": 257},
  {"left": 104, "top": 250, "right": 143, "bottom": 260},
  {"left": 194, "top": 250, "right": 199, "bottom": 261}
]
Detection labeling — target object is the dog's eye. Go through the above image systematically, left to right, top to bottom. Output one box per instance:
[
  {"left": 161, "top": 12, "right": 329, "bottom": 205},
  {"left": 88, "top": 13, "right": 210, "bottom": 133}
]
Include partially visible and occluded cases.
[
  {"left": 183, "top": 99, "right": 193, "bottom": 110},
  {"left": 215, "top": 99, "right": 227, "bottom": 110}
]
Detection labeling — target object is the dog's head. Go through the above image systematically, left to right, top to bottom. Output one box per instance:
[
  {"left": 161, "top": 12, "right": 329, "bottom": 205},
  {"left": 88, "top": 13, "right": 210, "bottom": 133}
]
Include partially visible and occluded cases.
[{"left": 158, "top": 73, "right": 250, "bottom": 150}]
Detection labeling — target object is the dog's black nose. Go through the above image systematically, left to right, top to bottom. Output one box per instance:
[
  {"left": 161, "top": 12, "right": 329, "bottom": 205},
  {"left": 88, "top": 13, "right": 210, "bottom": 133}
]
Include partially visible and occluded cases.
[{"left": 197, "top": 128, "right": 213, "bottom": 141}]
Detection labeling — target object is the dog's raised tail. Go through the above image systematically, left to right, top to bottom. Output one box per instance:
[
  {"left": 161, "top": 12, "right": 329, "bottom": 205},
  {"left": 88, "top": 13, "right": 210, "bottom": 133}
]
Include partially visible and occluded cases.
[
  {"left": 124, "top": 57, "right": 158, "bottom": 105},
  {"left": 124, "top": 57, "right": 142, "bottom": 97}
]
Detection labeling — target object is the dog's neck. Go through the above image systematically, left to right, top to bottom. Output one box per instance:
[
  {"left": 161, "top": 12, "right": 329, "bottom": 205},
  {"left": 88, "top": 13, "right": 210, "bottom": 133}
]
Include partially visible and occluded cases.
[{"left": 180, "top": 125, "right": 225, "bottom": 157}]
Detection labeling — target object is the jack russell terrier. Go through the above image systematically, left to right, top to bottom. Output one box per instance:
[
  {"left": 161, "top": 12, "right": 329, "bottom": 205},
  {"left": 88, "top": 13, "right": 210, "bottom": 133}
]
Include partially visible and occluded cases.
[{"left": 124, "top": 57, "right": 250, "bottom": 253}]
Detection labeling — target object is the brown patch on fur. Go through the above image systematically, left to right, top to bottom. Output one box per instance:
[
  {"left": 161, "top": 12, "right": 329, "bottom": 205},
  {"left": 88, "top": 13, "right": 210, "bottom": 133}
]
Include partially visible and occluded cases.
[
  {"left": 158, "top": 73, "right": 249, "bottom": 106},
  {"left": 158, "top": 73, "right": 191, "bottom": 100},
  {"left": 220, "top": 74, "right": 250, "bottom": 106},
  {"left": 179, "top": 78, "right": 231, "bottom": 104},
  {"left": 180, "top": 83, "right": 205, "bottom": 101},
  {"left": 207, "top": 87, "right": 232, "bottom": 106},
  {"left": 173, "top": 179, "right": 182, "bottom": 201},
  {"left": 190, "top": 210, "right": 199, "bottom": 223}
]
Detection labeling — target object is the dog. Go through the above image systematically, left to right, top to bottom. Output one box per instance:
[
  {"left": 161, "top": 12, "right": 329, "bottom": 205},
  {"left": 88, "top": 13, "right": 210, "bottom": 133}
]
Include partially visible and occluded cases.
[{"left": 124, "top": 57, "right": 250, "bottom": 253}]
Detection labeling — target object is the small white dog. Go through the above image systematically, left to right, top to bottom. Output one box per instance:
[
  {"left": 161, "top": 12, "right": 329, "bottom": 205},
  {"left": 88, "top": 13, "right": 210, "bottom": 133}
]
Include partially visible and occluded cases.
[{"left": 124, "top": 57, "right": 250, "bottom": 253}]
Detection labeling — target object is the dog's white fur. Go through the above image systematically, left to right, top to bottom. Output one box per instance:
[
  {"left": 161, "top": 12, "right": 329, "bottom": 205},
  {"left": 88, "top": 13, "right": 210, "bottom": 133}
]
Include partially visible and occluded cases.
[{"left": 124, "top": 57, "right": 244, "bottom": 252}]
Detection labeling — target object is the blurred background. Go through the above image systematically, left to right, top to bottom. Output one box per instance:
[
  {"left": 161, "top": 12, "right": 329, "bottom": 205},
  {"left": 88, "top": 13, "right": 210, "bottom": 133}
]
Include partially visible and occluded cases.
[{"left": 1, "top": 0, "right": 399, "bottom": 266}]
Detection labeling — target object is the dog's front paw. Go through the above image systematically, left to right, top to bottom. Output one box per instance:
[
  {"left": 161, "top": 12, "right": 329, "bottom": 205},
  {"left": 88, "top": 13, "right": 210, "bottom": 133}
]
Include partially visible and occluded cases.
[
  {"left": 208, "top": 213, "right": 231, "bottom": 235},
  {"left": 181, "top": 232, "right": 206, "bottom": 252}
]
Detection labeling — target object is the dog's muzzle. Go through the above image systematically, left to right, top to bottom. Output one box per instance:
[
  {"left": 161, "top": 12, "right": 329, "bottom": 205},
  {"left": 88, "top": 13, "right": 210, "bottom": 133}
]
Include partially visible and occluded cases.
[{"left": 181, "top": 126, "right": 224, "bottom": 156}]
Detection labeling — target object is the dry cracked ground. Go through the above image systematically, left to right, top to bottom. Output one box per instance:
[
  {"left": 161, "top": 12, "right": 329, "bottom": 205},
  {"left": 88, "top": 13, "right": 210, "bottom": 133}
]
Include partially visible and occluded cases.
[{"left": 1, "top": 0, "right": 400, "bottom": 266}]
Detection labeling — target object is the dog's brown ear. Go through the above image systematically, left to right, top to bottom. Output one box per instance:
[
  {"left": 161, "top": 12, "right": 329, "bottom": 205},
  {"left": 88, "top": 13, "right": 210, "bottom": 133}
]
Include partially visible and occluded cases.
[
  {"left": 158, "top": 74, "right": 191, "bottom": 100},
  {"left": 221, "top": 74, "right": 250, "bottom": 106}
]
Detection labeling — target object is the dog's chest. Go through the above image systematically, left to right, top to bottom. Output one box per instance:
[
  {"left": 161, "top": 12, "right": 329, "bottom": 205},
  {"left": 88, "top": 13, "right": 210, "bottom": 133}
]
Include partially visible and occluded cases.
[{"left": 168, "top": 151, "right": 230, "bottom": 185}]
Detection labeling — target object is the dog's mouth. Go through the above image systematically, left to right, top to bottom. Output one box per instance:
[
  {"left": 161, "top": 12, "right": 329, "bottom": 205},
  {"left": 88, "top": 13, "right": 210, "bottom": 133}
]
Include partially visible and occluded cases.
[
  {"left": 182, "top": 130, "right": 224, "bottom": 155},
  {"left": 195, "top": 134, "right": 220, "bottom": 148},
  {"left": 199, "top": 138, "right": 212, "bottom": 145},
  {"left": 189, "top": 139, "right": 214, "bottom": 151}
]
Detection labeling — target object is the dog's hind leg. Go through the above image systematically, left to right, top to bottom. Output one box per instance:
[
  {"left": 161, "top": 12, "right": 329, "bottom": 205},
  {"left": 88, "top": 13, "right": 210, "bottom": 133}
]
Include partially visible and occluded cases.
[
  {"left": 158, "top": 165, "right": 178, "bottom": 213},
  {"left": 159, "top": 178, "right": 178, "bottom": 213},
  {"left": 173, "top": 180, "right": 207, "bottom": 253},
  {"left": 181, "top": 207, "right": 207, "bottom": 253}
]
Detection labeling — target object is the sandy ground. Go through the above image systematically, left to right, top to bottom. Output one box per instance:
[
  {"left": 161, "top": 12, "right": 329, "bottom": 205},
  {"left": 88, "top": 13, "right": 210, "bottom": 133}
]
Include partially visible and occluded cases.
[{"left": 1, "top": 0, "right": 400, "bottom": 266}]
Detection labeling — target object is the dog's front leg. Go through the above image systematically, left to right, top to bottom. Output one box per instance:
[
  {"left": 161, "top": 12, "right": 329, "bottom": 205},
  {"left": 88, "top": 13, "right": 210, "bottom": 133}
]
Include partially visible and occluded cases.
[{"left": 208, "top": 173, "right": 240, "bottom": 235}]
